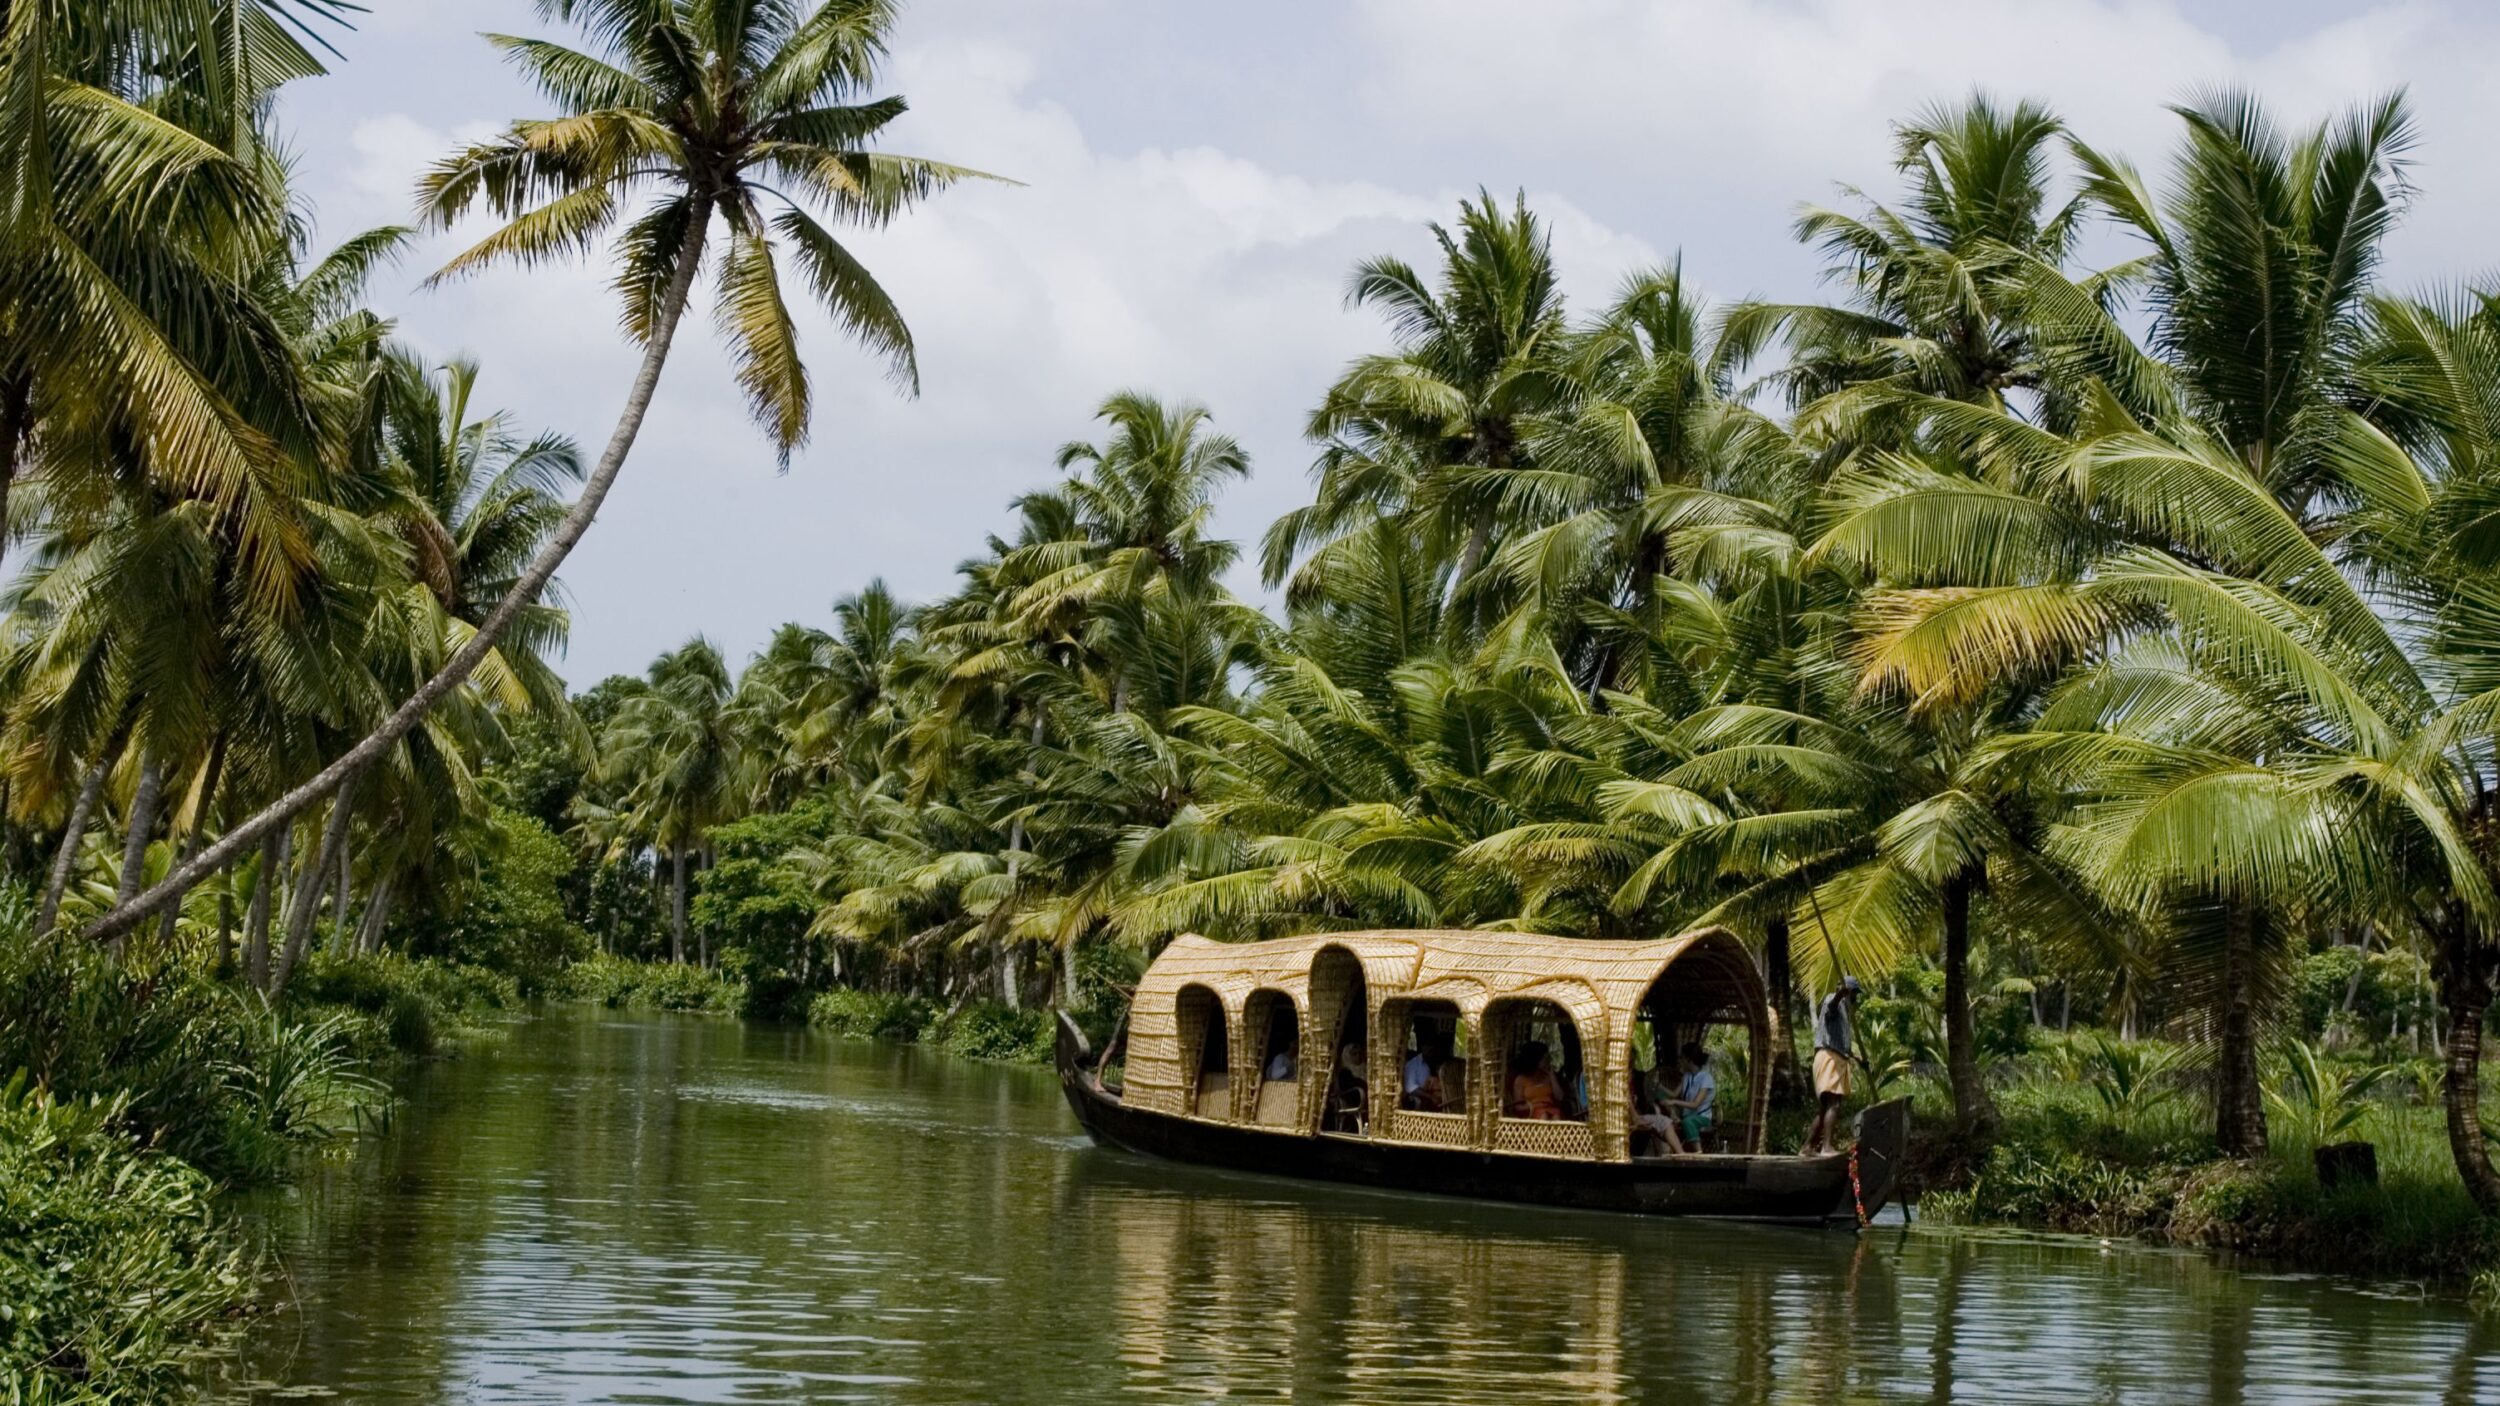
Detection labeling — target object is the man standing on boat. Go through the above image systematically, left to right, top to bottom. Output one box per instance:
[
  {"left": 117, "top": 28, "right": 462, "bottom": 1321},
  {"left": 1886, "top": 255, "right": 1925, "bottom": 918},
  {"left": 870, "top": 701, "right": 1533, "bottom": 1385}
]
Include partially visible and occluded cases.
[{"left": 1802, "top": 976, "right": 1860, "bottom": 1156}]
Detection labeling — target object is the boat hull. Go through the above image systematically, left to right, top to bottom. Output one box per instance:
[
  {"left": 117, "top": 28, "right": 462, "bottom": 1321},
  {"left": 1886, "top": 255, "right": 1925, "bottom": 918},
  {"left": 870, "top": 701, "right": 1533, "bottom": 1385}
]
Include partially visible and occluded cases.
[{"left": 1055, "top": 1014, "right": 1902, "bottom": 1226}]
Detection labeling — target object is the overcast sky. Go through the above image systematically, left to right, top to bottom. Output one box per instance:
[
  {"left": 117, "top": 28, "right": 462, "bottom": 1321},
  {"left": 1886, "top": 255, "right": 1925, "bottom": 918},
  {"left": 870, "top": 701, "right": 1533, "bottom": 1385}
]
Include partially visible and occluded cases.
[{"left": 276, "top": 0, "right": 2500, "bottom": 689}]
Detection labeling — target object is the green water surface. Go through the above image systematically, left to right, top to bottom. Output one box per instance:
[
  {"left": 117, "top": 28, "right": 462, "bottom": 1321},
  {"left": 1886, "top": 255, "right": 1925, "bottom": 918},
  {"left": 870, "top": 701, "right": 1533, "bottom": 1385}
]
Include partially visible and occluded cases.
[{"left": 206, "top": 1010, "right": 2500, "bottom": 1404}]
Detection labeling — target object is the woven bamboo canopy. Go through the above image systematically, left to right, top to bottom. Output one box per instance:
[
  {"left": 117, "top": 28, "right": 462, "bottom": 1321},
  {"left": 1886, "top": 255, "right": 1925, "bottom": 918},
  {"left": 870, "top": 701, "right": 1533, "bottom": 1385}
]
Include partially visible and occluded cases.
[{"left": 1121, "top": 927, "right": 1769, "bottom": 1163}]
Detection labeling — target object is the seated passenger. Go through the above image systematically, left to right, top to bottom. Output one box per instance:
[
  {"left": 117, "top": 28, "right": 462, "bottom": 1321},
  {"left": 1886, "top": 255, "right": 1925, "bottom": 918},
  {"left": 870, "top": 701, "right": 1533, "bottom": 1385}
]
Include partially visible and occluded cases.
[
  {"left": 1402, "top": 1034, "right": 1452, "bottom": 1111},
  {"left": 1506, "top": 1041, "right": 1566, "bottom": 1120},
  {"left": 1325, "top": 1042, "right": 1368, "bottom": 1133},
  {"left": 1669, "top": 1042, "right": 1718, "bottom": 1150},
  {"left": 1265, "top": 1046, "right": 1297, "bottom": 1082},
  {"left": 1558, "top": 1057, "right": 1588, "bottom": 1120},
  {"left": 1628, "top": 1060, "right": 1682, "bottom": 1156}
]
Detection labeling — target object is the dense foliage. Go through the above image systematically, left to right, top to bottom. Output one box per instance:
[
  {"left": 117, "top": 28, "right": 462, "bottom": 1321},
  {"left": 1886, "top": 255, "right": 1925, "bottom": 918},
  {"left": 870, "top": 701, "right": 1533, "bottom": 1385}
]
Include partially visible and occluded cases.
[
  {"left": 18, "top": 5, "right": 2500, "bottom": 1386},
  {"left": 538, "top": 91, "right": 2500, "bottom": 1228}
]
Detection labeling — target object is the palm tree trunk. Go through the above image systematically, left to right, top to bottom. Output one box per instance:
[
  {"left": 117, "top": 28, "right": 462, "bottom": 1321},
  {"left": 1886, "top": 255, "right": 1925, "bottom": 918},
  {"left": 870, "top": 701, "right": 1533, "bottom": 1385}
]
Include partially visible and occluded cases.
[
  {"left": 84, "top": 201, "right": 718, "bottom": 945},
  {"left": 1454, "top": 516, "right": 1492, "bottom": 586},
  {"left": 161, "top": 733, "right": 227, "bottom": 953},
  {"left": 37, "top": 750, "right": 113, "bottom": 935},
  {"left": 108, "top": 752, "right": 164, "bottom": 957},
  {"left": 116, "top": 752, "right": 164, "bottom": 904},
  {"left": 271, "top": 773, "right": 359, "bottom": 999},
  {"left": 246, "top": 827, "right": 286, "bottom": 993},
  {"left": 153, "top": 834, "right": 199, "bottom": 949},
  {"left": 328, "top": 838, "right": 353, "bottom": 953},
  {"left": 670, "top": 846, "right": 688, "bottom": 963},
  {"left": 1941, "top": 870, "right": 1999, "bottom": 1141},
  {"left": 357, "top": 873, "right": 395, "bottom": 954},
  {"left": 216, "top": 875, "right": 237, "bottom": 979},
  {"left": 2215, "top": 902, "right": 2269, "bottom": 1157},
  {"left": 1761, "top": 915, "right": 1805, "bottom": 1108},
  {"left": 2436, "top": 920, "right": 2500, "bottom": 1213},
  {"left": 2340, "top": 926, "right": 2372, "bottom": 1018},
  {"left": 2443, "top": 982, "right": 2500, "bottom": 1213}
]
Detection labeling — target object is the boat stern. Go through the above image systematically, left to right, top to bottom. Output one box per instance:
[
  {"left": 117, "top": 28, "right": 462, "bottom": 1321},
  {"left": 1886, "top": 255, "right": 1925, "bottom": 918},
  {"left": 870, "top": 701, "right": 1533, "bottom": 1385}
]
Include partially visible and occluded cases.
[{"left": 1838, "top": 1097, "right": 1910, "bottom": 1225}]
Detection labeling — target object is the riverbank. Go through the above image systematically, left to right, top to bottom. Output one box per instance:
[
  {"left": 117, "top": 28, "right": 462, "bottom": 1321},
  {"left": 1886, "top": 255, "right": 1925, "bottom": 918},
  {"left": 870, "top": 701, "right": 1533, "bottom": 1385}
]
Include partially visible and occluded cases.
[
  {"left": 0, "top": 925, "right": 517, "bottom": 1400},
  {"left": 549, "top": 955, "right": 1062, "bottom": 1063},
  {"left": 1888, "top": 1036, "right": 2500, "bottom": 1289}
]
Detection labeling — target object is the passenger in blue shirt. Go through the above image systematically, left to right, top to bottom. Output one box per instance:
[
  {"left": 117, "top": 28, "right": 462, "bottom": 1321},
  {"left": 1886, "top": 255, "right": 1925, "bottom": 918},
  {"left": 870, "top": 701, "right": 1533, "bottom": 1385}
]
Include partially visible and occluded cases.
[{"left": 1669, "top": 1042, "right": 1717, "bottom": 1150}]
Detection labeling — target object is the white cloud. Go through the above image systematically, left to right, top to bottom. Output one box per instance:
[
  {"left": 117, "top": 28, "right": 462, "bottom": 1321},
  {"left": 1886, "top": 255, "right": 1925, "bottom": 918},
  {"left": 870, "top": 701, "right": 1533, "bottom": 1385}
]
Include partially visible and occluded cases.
[
  {"left": 278, "top": 0, "right": 2500, "bottom": 685},
  {"left": 1342, "top": 0, "right": 2500, "bottom": 291},
  {"left": 313, "top": 36, "right": 1658, "bottom": 684}
]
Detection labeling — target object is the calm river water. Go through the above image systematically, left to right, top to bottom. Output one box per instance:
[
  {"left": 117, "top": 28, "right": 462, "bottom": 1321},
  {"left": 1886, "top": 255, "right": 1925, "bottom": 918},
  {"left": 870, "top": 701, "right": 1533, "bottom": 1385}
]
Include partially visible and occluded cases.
[{"left": 206, "top": 1010, "right": 2499, "bottom": 1404}]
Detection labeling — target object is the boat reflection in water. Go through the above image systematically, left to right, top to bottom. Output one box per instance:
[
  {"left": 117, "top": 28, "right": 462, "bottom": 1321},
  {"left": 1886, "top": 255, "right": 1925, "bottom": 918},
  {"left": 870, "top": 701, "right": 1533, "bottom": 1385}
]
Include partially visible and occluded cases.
[
  {"left": 1076, "top": 1150, "right": 1883, "bottom": 1406},
  {"left": 1066, "top": 1151, "right": 2500, "bottom": 1406}
]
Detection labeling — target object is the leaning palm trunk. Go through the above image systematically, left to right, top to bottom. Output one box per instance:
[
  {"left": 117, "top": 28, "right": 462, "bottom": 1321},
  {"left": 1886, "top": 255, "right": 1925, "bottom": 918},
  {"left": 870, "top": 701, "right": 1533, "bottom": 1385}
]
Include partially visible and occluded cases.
[
  {"left": 84, "top": 206, "right": 715, "bottom": 945},
  {"left": 37, "top": 752, "right": 112, "bottom": 935},
  {"left": 105, "top": 753, "right": 165, "bottom": 957},
  {"left": 272, "top": 774, "right": 359, "bottom": 999},
  {"left": 154, "top": 834, "right": 199, "bottom": 950},
  {"left": 330, "top": 838, "right": 352, "bottom": 951},
  {"left": 356, "top": 873, "right": 394, "bottom": 954},
  {"left": 216, "top": 877, "right": 237, "bottom": 978}
]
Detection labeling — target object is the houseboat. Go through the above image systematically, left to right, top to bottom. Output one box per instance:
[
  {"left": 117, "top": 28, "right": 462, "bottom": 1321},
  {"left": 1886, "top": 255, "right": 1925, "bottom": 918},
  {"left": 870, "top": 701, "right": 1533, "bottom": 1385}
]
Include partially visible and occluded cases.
[{"left": 1055, "top": 926, "right": 1905, "bottom": 1225}]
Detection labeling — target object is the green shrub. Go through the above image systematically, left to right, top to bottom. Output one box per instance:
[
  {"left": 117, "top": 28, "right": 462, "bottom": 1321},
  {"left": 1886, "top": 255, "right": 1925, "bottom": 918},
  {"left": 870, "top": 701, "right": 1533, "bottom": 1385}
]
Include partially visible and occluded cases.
[
  {"left": 695, "top": 804, "right": 841, "bottom": 1013},
  {"left": 390, "top": 808, "right": 589, "bottom": 993},
  {"left": 287, "top": 951, "right": 518, "bottom": 1058},
  {"left": 552, "top": 955, "right": 742, "bottom": 1012},
  {"left": 808, "top": 987, "right": 935, "bottom": 1041},
  {"left": 804, "top": 990, "right": 1052, "bottom": 1063},
  {"left": 930, "top": 1003, "right": 1053, "bottom": 1063},
  {"left": 1918, "top": 1043, "right": 2500, "bottom": 1281},
  {"left": 0, "top": 1077, "right": 256, "bottom": 1399}
]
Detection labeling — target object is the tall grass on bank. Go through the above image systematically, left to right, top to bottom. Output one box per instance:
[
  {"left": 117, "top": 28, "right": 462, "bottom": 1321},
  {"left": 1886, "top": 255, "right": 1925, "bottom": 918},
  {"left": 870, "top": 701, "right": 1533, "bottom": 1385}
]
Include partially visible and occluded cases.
[
  {"left": 0, "top": 901, "right": 521, "bottom": 1397},
  {"left": 1917, "top": 1032, "right": 2500, "bottom": 1281},
  {"left": 0, "top": 1077, "right": 256, "bottom": 1400}
]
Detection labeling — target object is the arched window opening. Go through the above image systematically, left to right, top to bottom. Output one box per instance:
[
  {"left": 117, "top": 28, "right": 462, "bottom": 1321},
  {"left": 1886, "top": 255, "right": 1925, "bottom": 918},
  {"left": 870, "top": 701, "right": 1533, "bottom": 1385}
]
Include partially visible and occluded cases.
[
  {"left": 1632, "top": 939, "right": 1764, "bottom": 1156},
  {"left": 1312, "top": 947, "right": 1370, "bottom": 1136},
  {"left": 1177, "top": 984, "right": 1231, "bottom": 1121},
  {"left": 1244, "top": 989, "right": 1301, "bottom": 1126},
  {"left": 1493, "top": 1000, "right": 1588, "bottom": 1123},
  {"left": 1396, "top": 1001, "right": 1469, "bottom": 1114}
]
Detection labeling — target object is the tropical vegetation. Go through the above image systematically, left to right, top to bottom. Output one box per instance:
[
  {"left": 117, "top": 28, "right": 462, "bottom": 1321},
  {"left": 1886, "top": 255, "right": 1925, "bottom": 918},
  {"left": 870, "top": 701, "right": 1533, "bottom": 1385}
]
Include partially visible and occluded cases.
[{"left": 14, "top": 0, "right": 2500, "bottom": 1389}]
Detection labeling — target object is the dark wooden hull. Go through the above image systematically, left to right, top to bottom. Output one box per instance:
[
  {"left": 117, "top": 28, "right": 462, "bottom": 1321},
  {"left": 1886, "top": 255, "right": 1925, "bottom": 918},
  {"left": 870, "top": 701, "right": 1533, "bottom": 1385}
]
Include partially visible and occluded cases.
[{"left": 1055, "top": 1015, "right": 1903, "bottom": 1226}]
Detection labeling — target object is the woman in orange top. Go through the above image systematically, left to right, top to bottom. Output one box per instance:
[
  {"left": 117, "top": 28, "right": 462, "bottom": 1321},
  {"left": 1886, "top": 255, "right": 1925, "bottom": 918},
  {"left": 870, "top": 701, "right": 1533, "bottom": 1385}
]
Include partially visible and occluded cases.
[{"left": 1507, "top": 1041, "right": 1566, "bottom": 1120}]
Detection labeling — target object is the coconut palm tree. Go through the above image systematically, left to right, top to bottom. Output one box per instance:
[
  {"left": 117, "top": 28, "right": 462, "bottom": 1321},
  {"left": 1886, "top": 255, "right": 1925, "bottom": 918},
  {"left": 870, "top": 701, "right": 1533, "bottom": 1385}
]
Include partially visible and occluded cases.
[
  {"left": 0, "top": 0, "right": 331, "bottom": 587},
  {"left": 88, "top": 0, "right": 997, "bottom": 943},
  {"left": 1720, "top": 94, "right": 2078, "bottom": 432},
  {"left": 1267, "top": 191, "right": 1573, "bottom": 633},
  {"left": 600, "top": 637, "right": 749, "bottom": 963}
]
